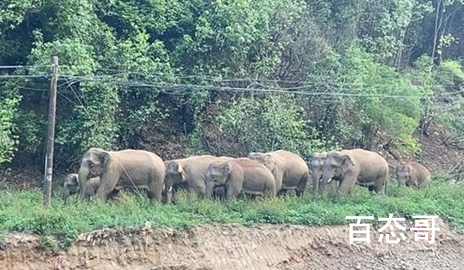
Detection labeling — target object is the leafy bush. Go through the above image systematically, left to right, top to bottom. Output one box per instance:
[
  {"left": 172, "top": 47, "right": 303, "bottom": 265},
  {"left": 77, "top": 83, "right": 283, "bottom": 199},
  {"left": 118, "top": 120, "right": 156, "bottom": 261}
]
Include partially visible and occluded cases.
[
  {"left": 306, "top": 46, "right": 425, "bottom": 153},
  {"left": 411, "top": 57, "right": 464, "bottom": 147},
  {"left": 188, "top": 93, "right": 337, "bottom": 157},
  {"left": 0, "top": 97, "right": 20, "bottom": 165}
]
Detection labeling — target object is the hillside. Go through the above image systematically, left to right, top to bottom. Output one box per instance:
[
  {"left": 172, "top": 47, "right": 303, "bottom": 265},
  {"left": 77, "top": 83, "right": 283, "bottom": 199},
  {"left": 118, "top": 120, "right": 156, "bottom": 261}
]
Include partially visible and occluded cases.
[{"left": 2, "top": 0, "right": 464, "bottom": 269}]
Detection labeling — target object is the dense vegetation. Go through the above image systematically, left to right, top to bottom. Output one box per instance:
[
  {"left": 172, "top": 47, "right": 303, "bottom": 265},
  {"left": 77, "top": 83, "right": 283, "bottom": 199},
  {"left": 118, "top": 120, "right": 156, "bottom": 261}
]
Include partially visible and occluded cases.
[
  {"left": 1, "top": 0, "right": 464, "bottom": 169},
  {"left": 1, "top": 0, "right": 464, "bottom": 247}
]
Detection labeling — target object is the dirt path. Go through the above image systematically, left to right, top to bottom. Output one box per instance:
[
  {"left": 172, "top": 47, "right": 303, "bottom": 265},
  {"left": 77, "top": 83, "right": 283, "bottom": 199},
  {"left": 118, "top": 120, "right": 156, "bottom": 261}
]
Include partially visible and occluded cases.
[{"left": 1, "top": 219, "right": 464, "bottom": 270}]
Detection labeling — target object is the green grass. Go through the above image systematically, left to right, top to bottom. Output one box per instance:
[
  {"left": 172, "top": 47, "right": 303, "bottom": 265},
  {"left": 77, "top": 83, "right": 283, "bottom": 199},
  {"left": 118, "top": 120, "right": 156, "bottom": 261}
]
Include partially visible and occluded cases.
[{"left": 1, "top": 176, "right": 463, "bottom": 248}]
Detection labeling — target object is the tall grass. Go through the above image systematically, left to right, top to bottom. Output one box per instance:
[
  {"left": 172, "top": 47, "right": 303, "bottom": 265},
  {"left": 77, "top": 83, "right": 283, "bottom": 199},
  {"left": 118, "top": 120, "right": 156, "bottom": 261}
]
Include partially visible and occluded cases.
[{"left": 1, "top": 176, "right": 463, "bottom": 248}]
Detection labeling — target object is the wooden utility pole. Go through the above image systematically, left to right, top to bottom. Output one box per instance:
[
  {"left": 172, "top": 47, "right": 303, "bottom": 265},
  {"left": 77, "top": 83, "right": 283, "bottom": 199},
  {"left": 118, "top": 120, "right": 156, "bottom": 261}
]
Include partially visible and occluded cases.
[{"left": 43, "top": 56, "right": 58, "bottom": 209}]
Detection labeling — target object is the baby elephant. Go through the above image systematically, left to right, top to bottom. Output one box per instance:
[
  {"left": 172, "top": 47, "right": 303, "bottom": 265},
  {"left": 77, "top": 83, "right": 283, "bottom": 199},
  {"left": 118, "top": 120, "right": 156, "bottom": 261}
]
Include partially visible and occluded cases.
[
  {"left": 205, "top": 158, "right": 276, "bottom": 200},
  {"left": 395, "top": 161, "right": 431, "bottom": 189},
  {"left": 62, "top": 173, "right": 122, "bottom": 202},
  {"left": 62, "top": 173, "right": 105, "bottom": 202}
]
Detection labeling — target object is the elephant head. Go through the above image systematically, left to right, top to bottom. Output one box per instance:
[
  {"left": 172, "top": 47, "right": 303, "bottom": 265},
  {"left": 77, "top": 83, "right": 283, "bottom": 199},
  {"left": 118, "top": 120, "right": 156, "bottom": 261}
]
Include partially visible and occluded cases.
[
  {"left": 77, "top": 148, "right": 110, "bottom": 199},
  {"left": 320, "top": 151, "right": 355, "bottom": 194},
  {"left": 247, "top": 152, "right": 276, "bottom": 172},
  {"left": 310, "top": 152, "right": 327, "bottom": 194},
  {"left": 164, "top": 160, "right": 186, "bottom": 203},
  {"left": 205, "top": 162, "right": 231, "bottom": 199},
  {"left": 395, "top": 162, "right": 410, "bottom": 187},
  {"left": 63, "top": 173, "right": 80, "bottom": 203}
]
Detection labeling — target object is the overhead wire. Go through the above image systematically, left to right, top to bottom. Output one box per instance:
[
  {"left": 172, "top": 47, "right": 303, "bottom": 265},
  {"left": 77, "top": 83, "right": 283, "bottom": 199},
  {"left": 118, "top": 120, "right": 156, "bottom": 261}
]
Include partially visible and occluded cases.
[{"left": 0, "top": 66, "right": 463, "bottom": 100}]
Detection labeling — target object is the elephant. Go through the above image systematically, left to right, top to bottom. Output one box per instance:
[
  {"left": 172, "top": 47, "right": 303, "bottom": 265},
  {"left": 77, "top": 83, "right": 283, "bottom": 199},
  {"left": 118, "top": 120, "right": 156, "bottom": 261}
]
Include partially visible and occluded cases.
[
  {"left": 77, "top": 148, "right": 165, "bottom": 202},
  {"left": 320, "top": 148, "right": 389, "bottom": 195},
  {"left": 320, "top": 149, "right": 389, "bottom": 198},
  {"left": 247, "top": 150, "right": 309, "bottom": 197},
  {"left": 309, "top": 152, "right": 335, "bottom": 194},
  {"left": 164, "top": 155, "right": 234, "bottom": 203},
  {"left": 205, "top": 158, "right": 276, "bottom": 200},
  {"left": 395, "top": 161, "right": 431, "bottom": 189},
  {"left": 62, "top": 173, "right": 120, "bottom": 202}
]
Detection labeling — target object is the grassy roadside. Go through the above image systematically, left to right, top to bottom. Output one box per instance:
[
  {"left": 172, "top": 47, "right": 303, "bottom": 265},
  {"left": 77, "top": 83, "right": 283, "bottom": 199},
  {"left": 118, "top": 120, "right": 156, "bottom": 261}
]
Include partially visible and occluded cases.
[{"left": 0, "top": 176, "right": 463, "bottom": 248}]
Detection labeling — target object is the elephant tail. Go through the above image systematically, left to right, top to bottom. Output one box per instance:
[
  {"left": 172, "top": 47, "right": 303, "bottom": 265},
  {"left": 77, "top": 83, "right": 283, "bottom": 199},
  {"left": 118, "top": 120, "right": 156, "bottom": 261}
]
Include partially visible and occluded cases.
[{"left": 384, "top": 178, "right": 388, "bottom": 195}]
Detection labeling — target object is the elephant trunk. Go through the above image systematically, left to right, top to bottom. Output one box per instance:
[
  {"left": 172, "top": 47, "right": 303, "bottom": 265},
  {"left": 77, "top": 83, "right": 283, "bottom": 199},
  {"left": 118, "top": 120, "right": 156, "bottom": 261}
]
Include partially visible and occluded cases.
[
  {"left": 77, "top": 165, "right": 90, "bottom": 199},
  {"left": 320, "top": 168, "right": 333, "bottom": 196},
  {"left": 311, "top": 171, "right": 321, "bottom": 195},
  {"left": 396, "top": 177, "right": 406, "bottom": 188},
  {"left": 205, "top": 181, "right": 215, "bottom": 200},
  {"left": 62, "top": 185, "right": 70, "bottom": 203}
]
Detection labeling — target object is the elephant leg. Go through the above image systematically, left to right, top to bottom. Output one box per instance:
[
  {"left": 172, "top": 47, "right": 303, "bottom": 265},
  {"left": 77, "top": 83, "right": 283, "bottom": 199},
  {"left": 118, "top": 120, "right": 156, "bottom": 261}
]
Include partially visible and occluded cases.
[
  {"left": 96, "top": 174, "right": 118, "bottom": 201},
  {"left": 296, "top": 175, "right": 308, "bottom": 197},
  {"left": 149, "top": 177, "right": 164, "bottom": 203},
  {"left": 312, "top": 177, "right": 319, "bottom": 196},
  {"left": 337, "top": 177, "right": 355, "bottom": 195},
  {"left": 374, "top": 178, "right": 386, "bottom": 194},
  {"left": 331, "top": 179, "right": 350, "bottom": 203},
  {"left": 328, "top": 180, "right": 339, "bottom": 193},
  {"left": 190, "top": 181, "right": 206, "bottom": 199},
  {"left": 225, "top": 185, "right": 240, "bottom": 200},
  {"left": 212, "top": 186, "right": 225, "bottom": 200},
  {"left": 107, "top": 189, "right": 120, "bottom": 200},
  {"left": 277, "top": 189, "right": 287, "bottom": 197}
]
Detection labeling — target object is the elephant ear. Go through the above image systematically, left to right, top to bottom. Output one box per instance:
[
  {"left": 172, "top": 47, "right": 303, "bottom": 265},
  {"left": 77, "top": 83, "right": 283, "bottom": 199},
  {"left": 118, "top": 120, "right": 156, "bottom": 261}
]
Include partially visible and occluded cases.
[
  {"left": 99, "top": 151, "right": 111, "bottom": 169},
  {"left": 264, "top": 154, "right": 276, "bottom": 170},
  {"left": 340, "top": 155, "right": 355, "bottom": 172},
  {"left": 165, "top": 161, "right": 177, "bottom": 173},
  {"left": 222, "top": 162, "right": 233, "bottom": 175},
  {"left": 177, "top": 163, "right": 186, "bottom": 179},
  {"left": 65, "top": 174, "right": 79, "bottom": 186},
  {"left": 71, "top": 174, "right": 79, "bottom": 185}
]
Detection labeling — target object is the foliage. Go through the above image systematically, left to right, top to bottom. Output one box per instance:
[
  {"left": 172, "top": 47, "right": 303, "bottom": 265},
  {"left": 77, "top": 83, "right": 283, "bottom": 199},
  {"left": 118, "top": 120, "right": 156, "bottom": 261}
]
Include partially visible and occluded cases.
[
  {"left": 0, "top": 0, "right": 463, "bottom": 170},
  {"left": 302, "top": 46, "right": 425, "bottom": 153},
  {"left": 337, "top": 46, "right": 424, "bottom": 152},
  {"left": 409, "top": 57, "right": 464, "bottom": 147},
  {"left": 188, "top": 93, "right": 337, "bottom": 157},
  {"left": 0, "top": 97, "right": 20, "bottom": 165},
  {"left": 0, "top": 179, "right": 463, "bottom": 248}
]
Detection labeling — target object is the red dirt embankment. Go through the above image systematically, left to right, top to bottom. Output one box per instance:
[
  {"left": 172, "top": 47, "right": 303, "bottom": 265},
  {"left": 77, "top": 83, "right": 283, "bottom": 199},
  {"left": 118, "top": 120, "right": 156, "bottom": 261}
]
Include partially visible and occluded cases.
[{"left": 1, "top": 218, "right": 464, "bottom": 270}]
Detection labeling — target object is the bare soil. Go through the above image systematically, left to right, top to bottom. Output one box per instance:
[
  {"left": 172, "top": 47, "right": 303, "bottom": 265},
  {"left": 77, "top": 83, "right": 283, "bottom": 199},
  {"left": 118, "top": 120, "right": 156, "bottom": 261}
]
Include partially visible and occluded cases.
[{"left": 1, "top": 219, "right": 464, "bottom": 270}]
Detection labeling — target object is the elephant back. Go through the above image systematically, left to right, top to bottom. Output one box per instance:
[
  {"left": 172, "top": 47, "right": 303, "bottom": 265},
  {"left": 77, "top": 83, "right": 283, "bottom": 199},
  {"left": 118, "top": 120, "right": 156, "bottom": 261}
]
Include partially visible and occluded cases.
[{"left": 270, "top": 150, "right": 309, "bottom": 179}]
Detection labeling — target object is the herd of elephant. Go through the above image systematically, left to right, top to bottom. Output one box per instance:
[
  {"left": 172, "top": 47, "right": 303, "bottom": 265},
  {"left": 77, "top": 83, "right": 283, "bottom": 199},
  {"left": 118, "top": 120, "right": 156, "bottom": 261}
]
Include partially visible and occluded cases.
[{"left": 62, "top": 147, "right": 432, "bottom": 203}]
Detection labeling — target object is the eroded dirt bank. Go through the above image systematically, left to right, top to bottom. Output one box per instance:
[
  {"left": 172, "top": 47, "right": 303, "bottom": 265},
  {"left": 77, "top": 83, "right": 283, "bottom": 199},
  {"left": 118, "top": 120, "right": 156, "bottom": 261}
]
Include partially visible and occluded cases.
[{"left": 1, "top": 219, "right": 464, "bottom": 270}]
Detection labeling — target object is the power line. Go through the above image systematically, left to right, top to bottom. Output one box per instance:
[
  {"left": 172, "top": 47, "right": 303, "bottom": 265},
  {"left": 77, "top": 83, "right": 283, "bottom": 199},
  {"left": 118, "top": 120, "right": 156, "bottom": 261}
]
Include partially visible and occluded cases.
[
  {"left": 0, "top": 65, "right": 48, "bottom": 69},
  {"left": 1, "top": 73, "right": 463, "bottom": 99},
  {"left": 0, "top": 74, "right": 48, "bottom": 78}
]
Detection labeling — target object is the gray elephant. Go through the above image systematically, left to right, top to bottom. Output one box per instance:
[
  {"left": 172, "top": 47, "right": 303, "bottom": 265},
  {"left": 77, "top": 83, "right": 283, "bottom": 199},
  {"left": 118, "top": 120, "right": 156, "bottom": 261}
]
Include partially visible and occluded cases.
[
  {"left": 77, "top": 148, "right": 165, "bottom": 202},
  {"left": 320, "top": 149, "right": 389, "bottom": 197},
  {"left": 247, "top": 150, "right": 309, "bottom": 197},
  {"left": 309, "top": 151, "right": 339, "bottom": 195},
  {"left": 164, "top": 155, "right": 233, "bottom": 203},
  {"left": 205, "top": 158, "right": 276, "bottom": 200},
  {"left": 395, "top": 161, "right": 431, "bottom": 189},
  {"left": 62, "top": 173, "right": 120, "bottom": 202}
]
